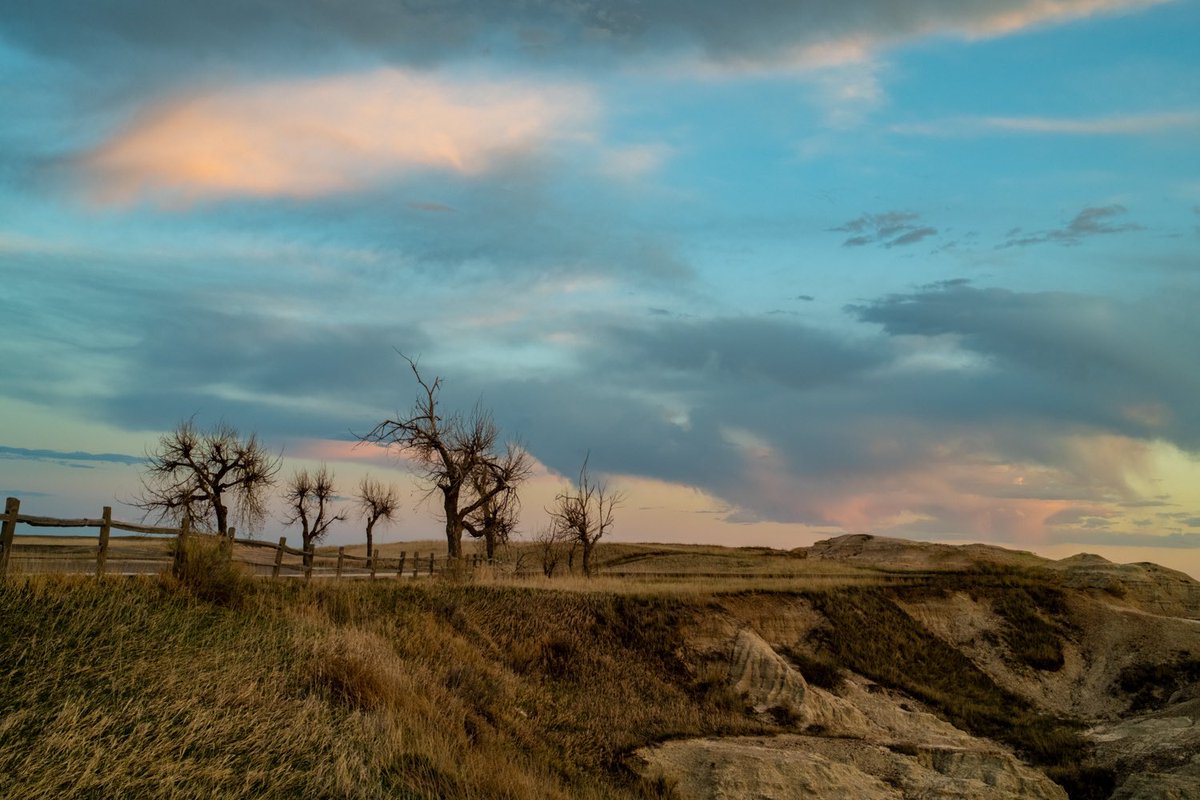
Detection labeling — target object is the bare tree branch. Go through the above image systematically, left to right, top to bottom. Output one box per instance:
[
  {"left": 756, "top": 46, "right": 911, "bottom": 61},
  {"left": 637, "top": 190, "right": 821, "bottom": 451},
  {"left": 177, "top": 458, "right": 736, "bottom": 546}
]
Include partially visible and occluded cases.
[
  {"left": 358, "top": 355, "right": 530, "bottom": 559},
  {"left": 134, "top": 419, "right": 281, "bottom": 537},
  {"left": 548, "top": 454, "right": 622, "bottom": 577},
  {"left": 283, "top": 464, "right": 347, "bottom": 566},
  {"left": 356, "top": 474, "right": 400, "bottom": 568}
]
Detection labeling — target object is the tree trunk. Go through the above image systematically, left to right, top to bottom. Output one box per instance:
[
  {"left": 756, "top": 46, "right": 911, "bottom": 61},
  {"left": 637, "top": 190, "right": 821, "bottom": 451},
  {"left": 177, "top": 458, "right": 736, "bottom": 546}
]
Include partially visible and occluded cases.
[
  {"left": 443, "top": 488, "right": 463, "bottom": 559},
  {"left": 214, "top": 497, "right": 229, "bottom": 538},
  {"left": 365, "top": 519, "right": 376, "bottom": 568},
  {"left": 302, "top": 521, "right": 314, "bottom": 568},
  {"left": 484, "top": 529, "right": 496, "bottom": 560},
  {"left": 582, "top": 539, "right": 593, "bottom": 577}
]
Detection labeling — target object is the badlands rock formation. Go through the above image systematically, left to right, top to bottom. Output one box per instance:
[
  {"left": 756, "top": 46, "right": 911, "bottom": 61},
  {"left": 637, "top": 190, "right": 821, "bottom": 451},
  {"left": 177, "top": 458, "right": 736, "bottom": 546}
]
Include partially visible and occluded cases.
[{"left": 637, "top": 534, "right": 1200, "bottom": 800}]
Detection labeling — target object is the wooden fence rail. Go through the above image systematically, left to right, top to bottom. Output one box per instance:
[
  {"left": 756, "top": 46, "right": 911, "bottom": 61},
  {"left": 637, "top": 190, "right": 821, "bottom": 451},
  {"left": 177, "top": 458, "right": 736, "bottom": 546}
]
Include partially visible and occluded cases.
[{"left": 0, "top": 497, "right": 489, "bottom": 581}]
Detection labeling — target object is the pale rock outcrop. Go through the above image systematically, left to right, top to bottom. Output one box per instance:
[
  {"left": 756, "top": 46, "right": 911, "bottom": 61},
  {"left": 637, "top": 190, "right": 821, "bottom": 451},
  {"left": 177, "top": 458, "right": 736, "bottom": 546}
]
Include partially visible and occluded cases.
[
  {"left": 639, "top": 629, "right": 1066, "bottom": 800},
  {"left": 1092, "top": 694, "right": 1200, "bottom": 799}
]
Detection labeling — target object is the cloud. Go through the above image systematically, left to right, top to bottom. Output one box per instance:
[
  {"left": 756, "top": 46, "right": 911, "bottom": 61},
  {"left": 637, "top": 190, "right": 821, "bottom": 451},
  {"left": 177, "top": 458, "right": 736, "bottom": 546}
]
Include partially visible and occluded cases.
[
  {"left": 3, "top": 0, "right": 1167, "bottom": 82},
  {"left": 81, "top": 69, "right": 597, "bottom": 204},
  {"left": 892, "top": 110, "right": 1200, "bottom": 137},
  {"left": 1001, "top": 204, "right": 1143, "bottom": 247},
  {"left": 832, "top": 210, "right": 938, "bottom": 248},
  {"left": 64, "top": 282, "right": 1197, "bottom": 544},
  {"left": 853, "top": 283, "right": 1200, "bottom": 448},
  {"left": 0, "top": 445, "right": 144, "bottom": 465},
  {"left": 1046, "top": 530, "right": 1200, "bottom": 549}
]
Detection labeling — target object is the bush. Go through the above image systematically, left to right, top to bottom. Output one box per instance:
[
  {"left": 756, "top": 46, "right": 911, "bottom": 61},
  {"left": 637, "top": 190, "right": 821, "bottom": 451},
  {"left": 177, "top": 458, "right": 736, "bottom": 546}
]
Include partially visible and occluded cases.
[
  {"left": 167, "top": 535, "right": 251, "bottom": 607},
  {"left": 1116, "top": 654, "right": 1200, "bottom": 711}
]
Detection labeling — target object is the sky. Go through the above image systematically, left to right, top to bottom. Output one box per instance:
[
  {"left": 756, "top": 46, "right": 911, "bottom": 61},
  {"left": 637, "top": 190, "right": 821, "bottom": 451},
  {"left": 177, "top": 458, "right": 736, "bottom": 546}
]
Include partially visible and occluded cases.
[{"left": 2, "top": 0, "right": 1200, "bottom": 575}]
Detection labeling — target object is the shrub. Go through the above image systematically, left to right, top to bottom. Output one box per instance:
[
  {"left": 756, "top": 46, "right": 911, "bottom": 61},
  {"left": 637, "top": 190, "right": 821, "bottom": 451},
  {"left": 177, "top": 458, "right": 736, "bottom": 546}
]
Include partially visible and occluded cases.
[
  {"left": 167, "top": 535, "right": 251, "bottom": 607},
  {"left": 1116, "top": 654, "right": 1200, "bottom": 711}
]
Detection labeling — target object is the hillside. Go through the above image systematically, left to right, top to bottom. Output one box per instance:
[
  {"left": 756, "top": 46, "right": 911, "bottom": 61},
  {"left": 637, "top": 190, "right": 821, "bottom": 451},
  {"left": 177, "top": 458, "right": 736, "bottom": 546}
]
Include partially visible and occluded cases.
[{"left": 1, "top": 535, "right": 1198, "bottom": 799}]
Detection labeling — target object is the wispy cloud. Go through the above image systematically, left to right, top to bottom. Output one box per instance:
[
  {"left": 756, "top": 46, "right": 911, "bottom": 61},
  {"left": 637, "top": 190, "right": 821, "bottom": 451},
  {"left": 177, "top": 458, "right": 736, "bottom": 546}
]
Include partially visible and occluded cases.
[
  {"left": 82, "top": 68, "right": 597, "bottom": 205},
  {"left": 892, "top": 110, "right": 1200, "bottom": 137},
  {"left": 1001, "top": 204, "right": 1142, "bottom": 248},
  {"left": 832, "top": 210, "right": 938, "bottom": 248},
  {"left": 0, "top": 445, "right": 144, "bottom": 465}
]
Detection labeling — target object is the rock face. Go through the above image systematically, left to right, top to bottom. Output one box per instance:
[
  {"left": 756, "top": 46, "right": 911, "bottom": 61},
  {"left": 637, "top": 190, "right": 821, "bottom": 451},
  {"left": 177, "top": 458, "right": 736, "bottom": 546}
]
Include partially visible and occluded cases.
[
  {"left": 802, "top": 534, "right": 1200, "bottom": 620},
  {"left": 634, "top": 542, "right": 1200, "bottom": 799},
  {"left": 1054, "top": 556, "right": 1200, "bottom": 620},
  {"left": 639, "top": 628, "right": 1067, "bottom": 800},
  {"left": 1092, "top": 693, "right": 1200, "bottom": 799}
]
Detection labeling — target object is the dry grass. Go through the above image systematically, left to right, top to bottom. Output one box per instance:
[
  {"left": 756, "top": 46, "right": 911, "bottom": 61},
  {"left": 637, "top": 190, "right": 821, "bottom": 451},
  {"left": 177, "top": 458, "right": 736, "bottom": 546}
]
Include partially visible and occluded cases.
[{"left": 0, "top": 574, "right": 766, "bottom": 799}]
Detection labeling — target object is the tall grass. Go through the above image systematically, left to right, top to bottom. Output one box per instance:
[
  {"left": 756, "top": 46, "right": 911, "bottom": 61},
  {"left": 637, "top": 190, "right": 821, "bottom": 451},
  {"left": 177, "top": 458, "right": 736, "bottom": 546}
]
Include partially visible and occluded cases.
[{"left": 0, "top": 575, "right": 763, "bottom": 799}]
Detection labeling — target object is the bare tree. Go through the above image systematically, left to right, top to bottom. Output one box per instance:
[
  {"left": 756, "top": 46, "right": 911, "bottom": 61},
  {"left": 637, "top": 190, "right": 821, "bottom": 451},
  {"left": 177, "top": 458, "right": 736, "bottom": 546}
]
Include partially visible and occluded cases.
[
  {"left": 359, "top": 356, "right": 530, "bottom": 559},
  {"left": 135, "top": 419, "right": 281, "bottom": 538},
  {"left": 548, "top": 455, "right": 621, "bottom": 578},
  {"left": 466, "top": 462, "right": 520, "bottom": 561},
  {"left": 283, "top": 464, "right": 347, "bottom": 567},
  {"left": 356, "top": 474, "right": 400, "bottom": 568},
  {"left": 532, "top": 524, "right": 572, "bottom": 578}
]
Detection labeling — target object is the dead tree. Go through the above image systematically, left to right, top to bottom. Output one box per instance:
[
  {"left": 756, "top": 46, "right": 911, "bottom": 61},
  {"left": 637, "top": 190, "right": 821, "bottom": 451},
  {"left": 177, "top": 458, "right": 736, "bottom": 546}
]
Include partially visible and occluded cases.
[
  {"left": 359, "top": 356, "right": 530, "bottom": 559},
  {"left": 135, "top": 419, "right": 281, "bottom": 538},
  {"left": 549, "top": 455, "right": 620, "bottom": 577},
  {"left": 466, "top": 462, "right": 520, "bottom": 560},
  {"left": 283, "top": 464, "right": 347, "bottom": 567},
  {"left": 356, "top": 474, "right": 399, "bottom": 568},
  {"left": 533, "top": 525, "right": 572, "bottom": 578}
]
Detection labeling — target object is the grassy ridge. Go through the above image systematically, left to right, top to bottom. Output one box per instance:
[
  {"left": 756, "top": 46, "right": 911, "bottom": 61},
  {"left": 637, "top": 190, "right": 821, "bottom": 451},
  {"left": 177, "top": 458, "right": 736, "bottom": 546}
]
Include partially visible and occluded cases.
[
  {"left": 0, "top": 561, "right": 1130, "bottom": 799},
  {"left": 0, "top": 574, "right": 762, "bottom": 799}
]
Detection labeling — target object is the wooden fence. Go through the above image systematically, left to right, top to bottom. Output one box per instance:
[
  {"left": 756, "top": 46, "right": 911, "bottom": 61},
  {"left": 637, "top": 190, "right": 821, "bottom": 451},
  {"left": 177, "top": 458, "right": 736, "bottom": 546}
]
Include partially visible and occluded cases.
[{"left": 0, "top": 497, "right": 492, "bottom": 580}]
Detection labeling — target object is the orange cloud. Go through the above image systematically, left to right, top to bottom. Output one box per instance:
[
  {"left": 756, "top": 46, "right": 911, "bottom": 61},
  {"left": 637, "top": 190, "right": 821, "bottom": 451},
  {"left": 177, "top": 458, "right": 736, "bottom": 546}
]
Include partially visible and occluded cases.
[{"left": 83, "top": 69, "right": 597, "bottom": 205}]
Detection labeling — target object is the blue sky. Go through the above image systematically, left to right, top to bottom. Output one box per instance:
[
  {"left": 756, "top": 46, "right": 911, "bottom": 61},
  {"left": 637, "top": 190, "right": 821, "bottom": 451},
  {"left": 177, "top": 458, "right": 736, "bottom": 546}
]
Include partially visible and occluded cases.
[{"left": 2, "top": 0, "right": 1200, "bottom": 573}]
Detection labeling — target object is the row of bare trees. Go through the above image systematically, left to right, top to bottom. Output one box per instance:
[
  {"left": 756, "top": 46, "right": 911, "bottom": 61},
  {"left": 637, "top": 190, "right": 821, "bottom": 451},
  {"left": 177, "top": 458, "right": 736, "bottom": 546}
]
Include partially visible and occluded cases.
[
  {"left": 133, "top": 356, "right": 619, "bottom": 574},
  {"left": 134, "top": 421, "right": 401, "bottom": 565}
]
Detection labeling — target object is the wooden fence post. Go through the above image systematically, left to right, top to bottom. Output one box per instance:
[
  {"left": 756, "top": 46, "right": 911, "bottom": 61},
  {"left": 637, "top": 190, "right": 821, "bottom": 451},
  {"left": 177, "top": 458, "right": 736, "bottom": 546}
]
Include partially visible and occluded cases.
[
  {"left": 1, "top": 497, "right": 20, "bottom": 577},
  {"left": 95, "top": 506, "right": 112, "bottom": 578},
  {"left": 174, "top": 517, "right": 190, "bottom": 573},
  {"left": 226, "top": 527, "right": 236, "bottom": 561},
  {"left": 273, "top": 536, "right": 286, "bottom": 579},
  {"left": 336, "top": 547, "right": 344, "bottom": 578},
  {"left": 304, "top": 548, "right": 313, "bottom": 580},
  {"left": 397, "top": 551, "right": 406, "bottom": 578},
  {"left": 412, "top": 552, "right": 419, "bottom": 578},
  {"left": 429, "top": 553, "right": 435, "bottom": 576}
]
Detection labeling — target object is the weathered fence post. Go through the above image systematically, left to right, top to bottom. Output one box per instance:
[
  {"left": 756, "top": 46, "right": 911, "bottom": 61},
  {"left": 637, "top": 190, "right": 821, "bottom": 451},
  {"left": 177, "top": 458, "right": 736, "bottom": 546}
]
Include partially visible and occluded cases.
[
  {"left": 1, "top": 497, "right": 20, "bottom": 577},
  {"left": 95, "top": 506, "right": 112, "bottom": 578},
  {"left": 174, "top": 517, "right": 190, "bottom": 573},
  {"left": 226, "top": 527, "right": 236, "bottom": 562},
  {"left": 273, "top": 536, "right": 286, "bottom": 579},
  {"left": 304, "top": 547, "right": 313, "bottom": 580},
  {"left": 336, "top": 547, "right": 345, "bottom": 578},
  {"left": 371, "top": 549, "right": 379, "bottom": 579},
  {"left": 397, "top": 551, "right": 406, "bottom": 578},
  {"left": 412, "top": 552, "right": 419, "bottom": 578},
  {"left": 429, "top": 553, "right": 435, "bottom": 576}
]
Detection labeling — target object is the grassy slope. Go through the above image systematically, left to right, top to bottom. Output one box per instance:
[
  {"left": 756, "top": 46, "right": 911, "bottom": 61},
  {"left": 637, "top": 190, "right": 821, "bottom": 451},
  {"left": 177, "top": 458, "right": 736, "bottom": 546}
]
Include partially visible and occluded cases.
[
  {"left": 0, "top": 554, "right": 1143, "bottom": 800},
  {"left": 0, "top": 574, "right": 763, "bottom": 800}
]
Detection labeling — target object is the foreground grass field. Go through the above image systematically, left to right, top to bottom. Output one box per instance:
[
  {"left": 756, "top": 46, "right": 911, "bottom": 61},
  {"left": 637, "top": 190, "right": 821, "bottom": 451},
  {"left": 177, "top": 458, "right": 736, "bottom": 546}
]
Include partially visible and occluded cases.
[
  {"left": 2, "top": 542, "right": 1174, "bottom": 799},
  {"left": 0, "top": 570, "right": 771, "bottom": 799}
]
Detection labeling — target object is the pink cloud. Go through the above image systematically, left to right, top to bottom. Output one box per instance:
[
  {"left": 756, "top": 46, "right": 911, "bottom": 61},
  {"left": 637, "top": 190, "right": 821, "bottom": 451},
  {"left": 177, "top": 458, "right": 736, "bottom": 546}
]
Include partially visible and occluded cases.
[{"left": 82, "top": 69, "right": 597, "bottom": 205}]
